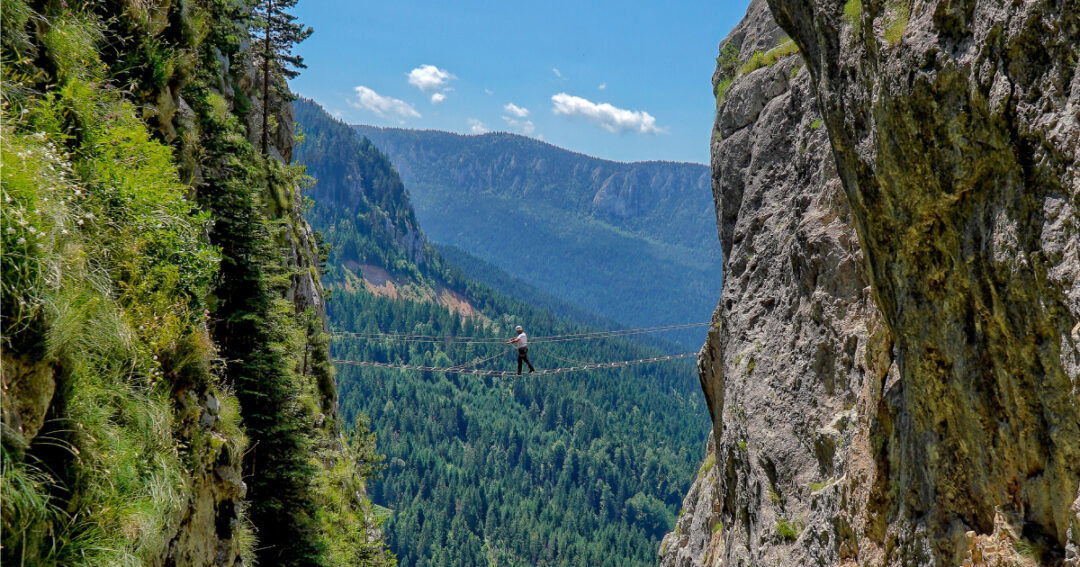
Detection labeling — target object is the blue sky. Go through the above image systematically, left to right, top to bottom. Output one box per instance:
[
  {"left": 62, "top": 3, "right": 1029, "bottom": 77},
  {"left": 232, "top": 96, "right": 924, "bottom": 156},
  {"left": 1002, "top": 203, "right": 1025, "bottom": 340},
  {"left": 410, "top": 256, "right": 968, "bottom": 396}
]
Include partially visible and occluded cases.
[{"left": 290, "top": 1, "right": 752, "bottom": 164}]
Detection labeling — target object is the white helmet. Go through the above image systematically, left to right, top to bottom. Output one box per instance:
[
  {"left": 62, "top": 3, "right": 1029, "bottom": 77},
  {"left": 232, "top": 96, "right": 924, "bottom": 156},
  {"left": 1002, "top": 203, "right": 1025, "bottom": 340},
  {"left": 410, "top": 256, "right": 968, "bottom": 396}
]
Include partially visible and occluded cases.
[{"left": 515, "top": 325, "right": 523, "bottom": 332}]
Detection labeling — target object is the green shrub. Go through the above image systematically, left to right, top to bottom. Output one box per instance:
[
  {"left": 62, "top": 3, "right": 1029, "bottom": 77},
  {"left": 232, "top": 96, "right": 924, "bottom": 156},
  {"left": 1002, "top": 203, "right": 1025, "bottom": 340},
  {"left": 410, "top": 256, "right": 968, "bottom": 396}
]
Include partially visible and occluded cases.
[
  {"left": 844, "top": 0, "right": 863, "bottom": 33},
  {"left": 883, "top": 1, "right": 910, "bottom": 44},
  {"left": 738, "top": 40, "right": 799, "bottom": 76},
  {"left": 716, "top": 42, "right": 741, "bottom": 79},
  {"left": 715, "top": 77, "right": 733, "bottom": 106},
  {"left": 699, "top": 452, "right": 717, "bottom": 474},
  {"left": 775, "top": 517, "right": 803, "bottom": 541},
  {"left": 1014, "top": 539, "right": 1045, "bottom": 561}
]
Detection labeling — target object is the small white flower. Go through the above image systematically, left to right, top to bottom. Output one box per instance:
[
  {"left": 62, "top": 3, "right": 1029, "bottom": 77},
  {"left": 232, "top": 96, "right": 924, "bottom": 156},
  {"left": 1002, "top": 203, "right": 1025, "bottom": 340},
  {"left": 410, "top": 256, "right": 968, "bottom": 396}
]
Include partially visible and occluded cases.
[
  {"left": 77, "top": 219, "right": 84, "bottom": 226},
  {"left": 5, "top": 227, "right": 14, "bottom": 234},
  {"left": 61, "top": 229, "right": 69, "bottom": 235},
  {"left": 17, "top": 237, "right": 26, "bottom": 245}
]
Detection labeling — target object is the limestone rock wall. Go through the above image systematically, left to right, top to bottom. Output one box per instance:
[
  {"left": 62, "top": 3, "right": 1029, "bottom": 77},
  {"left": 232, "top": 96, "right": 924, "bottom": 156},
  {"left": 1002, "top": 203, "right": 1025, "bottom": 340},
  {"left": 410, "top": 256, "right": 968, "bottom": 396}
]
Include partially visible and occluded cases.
[
  {"left": 663, "top": 0, "right": 1079, "bottom": 565},
  {"left": 763, "top": 0, "right": 1079, "bottom": 563},
  {"left": 662, "top": 2, "right": 890, "bottom": 564}
]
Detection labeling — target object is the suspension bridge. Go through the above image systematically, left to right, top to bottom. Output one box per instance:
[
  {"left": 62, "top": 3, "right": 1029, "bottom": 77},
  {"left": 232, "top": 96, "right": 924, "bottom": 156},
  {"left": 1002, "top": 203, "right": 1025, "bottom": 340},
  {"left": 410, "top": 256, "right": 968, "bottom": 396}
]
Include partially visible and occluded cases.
[{"left": 330, "top": 322, "right": 709, "bottom": 377}]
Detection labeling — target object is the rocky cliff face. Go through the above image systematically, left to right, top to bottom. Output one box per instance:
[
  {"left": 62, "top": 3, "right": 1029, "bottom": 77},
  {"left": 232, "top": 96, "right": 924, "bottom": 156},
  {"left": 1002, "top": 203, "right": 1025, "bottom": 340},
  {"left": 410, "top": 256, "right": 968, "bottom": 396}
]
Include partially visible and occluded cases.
[
  {"left": 662, "top": 0, "right": 1079, "bottom": 565},
  {"left": 661, "top": 1, "right": 888, "bottom": 564},
  {"left": 1, "top": 2, "right": 354, "bottom": 565}
]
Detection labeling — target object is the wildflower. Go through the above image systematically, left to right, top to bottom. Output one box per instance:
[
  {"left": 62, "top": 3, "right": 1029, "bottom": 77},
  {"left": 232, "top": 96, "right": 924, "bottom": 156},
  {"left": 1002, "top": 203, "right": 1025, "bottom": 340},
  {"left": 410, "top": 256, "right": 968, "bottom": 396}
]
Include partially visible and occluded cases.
[
  {"left": 77, "top": 219, "right": 84, "bottom": 226},
  {"left": 5, "top": 227, "right": 14, "bottom": 234},
  {"left": 17, "top": 237, "right": 26, "bottom": 245}
]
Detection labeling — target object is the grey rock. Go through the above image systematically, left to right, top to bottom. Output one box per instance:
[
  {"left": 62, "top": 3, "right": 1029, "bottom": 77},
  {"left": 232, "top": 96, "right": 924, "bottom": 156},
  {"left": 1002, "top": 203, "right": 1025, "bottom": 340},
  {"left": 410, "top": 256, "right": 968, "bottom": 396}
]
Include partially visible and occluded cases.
[
  {"left": 663, "top": 0, "right": 1080, "bottom": 565},
  {"left": 763, "top": 0, "right": 1080, "bottom": 563},
  {"left": 661, "top": 4, "right": 885, "bottom": 566},
  {"left": 206, "top": 393, "right": 221, "bottom": 416},
  {"left": 200, "top": 409, "right": 218, "bottom": 429}
]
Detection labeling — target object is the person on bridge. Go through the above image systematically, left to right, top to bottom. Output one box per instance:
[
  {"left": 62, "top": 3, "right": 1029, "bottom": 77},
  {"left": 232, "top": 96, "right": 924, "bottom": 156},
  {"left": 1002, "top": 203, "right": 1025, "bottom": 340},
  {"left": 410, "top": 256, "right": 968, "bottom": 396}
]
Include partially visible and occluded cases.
[{"left": 508, "top": 325, "right": 535, "bottom": 375}]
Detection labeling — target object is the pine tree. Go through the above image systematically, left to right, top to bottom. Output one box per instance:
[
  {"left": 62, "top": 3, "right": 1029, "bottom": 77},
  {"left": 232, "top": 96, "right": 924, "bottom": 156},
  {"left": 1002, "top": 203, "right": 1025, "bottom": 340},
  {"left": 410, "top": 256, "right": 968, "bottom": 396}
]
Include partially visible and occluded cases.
[{"left": 252, "top": 0, "right": 312, "bottom": 155}]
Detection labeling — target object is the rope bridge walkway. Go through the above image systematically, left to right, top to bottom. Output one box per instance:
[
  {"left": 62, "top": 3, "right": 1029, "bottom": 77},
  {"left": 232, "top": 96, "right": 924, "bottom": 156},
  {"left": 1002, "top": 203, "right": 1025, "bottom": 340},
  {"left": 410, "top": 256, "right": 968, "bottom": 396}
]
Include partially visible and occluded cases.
[
  {"left": 330, "top": 322, "right": 708, "bottom": 376},
  {"left": 331, "top": 322, "right": 709, "bottom": 344},
  {"left": 330, "top": 352, "right": 698, "bottom": 377}
]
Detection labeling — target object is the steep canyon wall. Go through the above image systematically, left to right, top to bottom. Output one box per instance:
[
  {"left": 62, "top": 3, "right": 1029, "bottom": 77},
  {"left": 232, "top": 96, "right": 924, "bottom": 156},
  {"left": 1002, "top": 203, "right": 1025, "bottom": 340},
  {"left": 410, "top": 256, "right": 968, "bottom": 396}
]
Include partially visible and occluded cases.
[{"left": 662, "top": 0, "right": 1078, "bottom": 565}]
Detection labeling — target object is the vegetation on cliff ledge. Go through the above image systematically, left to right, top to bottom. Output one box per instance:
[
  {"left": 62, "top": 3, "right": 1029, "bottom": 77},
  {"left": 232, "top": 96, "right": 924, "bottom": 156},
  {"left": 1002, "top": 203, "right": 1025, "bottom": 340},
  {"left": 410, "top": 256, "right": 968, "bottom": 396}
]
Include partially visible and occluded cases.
[{"left": 1, "top": 2, "right": 392, "bottom": 566}]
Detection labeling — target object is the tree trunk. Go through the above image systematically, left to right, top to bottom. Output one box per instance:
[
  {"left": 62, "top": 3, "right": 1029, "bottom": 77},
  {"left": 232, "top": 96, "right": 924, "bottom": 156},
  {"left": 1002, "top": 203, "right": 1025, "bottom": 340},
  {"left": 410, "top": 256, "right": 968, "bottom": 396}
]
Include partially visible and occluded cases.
[{"left": 260, "top": 0, "right": 273, "bottom": 156}]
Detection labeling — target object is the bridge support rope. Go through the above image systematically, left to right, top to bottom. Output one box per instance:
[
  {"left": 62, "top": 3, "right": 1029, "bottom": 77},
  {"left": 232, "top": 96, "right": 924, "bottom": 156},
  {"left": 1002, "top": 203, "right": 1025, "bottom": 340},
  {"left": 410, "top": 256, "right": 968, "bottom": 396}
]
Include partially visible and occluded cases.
[{"left": 330, "top": 352, "right": 698, "bottom": 377}]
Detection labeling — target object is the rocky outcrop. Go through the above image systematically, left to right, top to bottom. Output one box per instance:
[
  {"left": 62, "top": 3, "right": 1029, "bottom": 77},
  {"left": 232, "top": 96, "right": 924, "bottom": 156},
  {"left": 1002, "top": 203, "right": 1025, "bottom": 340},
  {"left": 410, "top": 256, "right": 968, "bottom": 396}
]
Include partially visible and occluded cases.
[
  {"left": 664, "top": 0, "right": 1079, "bottom": 566},
  {"left": 764, "top": 0, "right": 1079, "bottom": 564},
  {"left": 661, "top": 2, "right": 888, "bottom": 564}
]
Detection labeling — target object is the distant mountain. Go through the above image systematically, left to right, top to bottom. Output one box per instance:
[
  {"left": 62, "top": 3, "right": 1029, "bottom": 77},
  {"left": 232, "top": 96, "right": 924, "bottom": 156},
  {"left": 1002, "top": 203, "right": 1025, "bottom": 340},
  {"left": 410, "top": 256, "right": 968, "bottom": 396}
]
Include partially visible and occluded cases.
[
  {"left": 293, "top": 99, "right": 709, "bottom": 567},
  {"left": 350, "top": 125, "right": 722, "bottom": 348}
]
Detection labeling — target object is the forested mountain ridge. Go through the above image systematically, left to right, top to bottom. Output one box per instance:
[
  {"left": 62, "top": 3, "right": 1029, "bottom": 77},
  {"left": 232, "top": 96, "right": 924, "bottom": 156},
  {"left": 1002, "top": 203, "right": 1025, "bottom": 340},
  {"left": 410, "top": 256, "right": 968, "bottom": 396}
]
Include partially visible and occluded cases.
[
  {"left": 1, "top": 2, "right": 391, "bottom": 566},
  {"left": 294, "top": 98, "right": 711, "bottom": 567},
  {"left": 349, "top": 123, "right": 723, "bottom": 348},
  {"left": 351, "top": 126, "right": 713, "bottom": 247}
]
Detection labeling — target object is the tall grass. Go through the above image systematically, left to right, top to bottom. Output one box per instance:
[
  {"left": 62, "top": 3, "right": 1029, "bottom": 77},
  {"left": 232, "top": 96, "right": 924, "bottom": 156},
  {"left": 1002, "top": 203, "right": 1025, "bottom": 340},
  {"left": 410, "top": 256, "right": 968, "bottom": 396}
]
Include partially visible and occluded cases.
[
  {"left": 1, "top": 7, "right": 233, "bottom": 564},
  {"left": 738, "top": 39, "right": 800, "bottom": 76}
]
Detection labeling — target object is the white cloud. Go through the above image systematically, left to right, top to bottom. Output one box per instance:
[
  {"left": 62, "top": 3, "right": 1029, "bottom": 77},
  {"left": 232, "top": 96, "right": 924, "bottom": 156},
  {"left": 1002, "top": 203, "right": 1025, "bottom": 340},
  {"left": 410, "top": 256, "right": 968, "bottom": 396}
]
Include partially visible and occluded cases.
[
  {"left": 408, "top": 64, "right": 455, "bottom": 91},
  {"left": 552, "top": 67, "right": 563, "bottom": 78},
  {"left": 598, "top": 82, "right": 607, "bottom": 90},
  {"left": 351, "top": 86, "right": 421, "bottom": 119},
  {"left": 484, "top": 88, "right": 494, "bottom": 95},
  {"left": 431, "top": 92, "right": 447, "bottom": 104},
  {"left": 550, "top": 93, "right": 664, "bottom": 134},
  {"left": 503, "top": 103, "right": 530, "bottom": 118},
  {"left": 502, "top": 116, "right": 536, "bottom": 135},
  {"left": 468, "top": 118, "right": 488, "bottom": 134}
]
